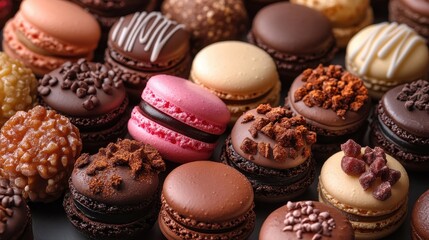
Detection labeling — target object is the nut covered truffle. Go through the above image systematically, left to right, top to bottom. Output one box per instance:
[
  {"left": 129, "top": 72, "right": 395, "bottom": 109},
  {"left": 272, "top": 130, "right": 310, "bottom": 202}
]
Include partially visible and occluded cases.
[{"left": 0, "top": 106, "right": 82, "bottom": 202}]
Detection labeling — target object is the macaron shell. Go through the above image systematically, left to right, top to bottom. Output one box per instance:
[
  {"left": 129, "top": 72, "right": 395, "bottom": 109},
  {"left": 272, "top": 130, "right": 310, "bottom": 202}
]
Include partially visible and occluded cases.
[
  {"left": 20, "top": 0, "right": 100, "bottom": 47},
  {"left": 400, "top": 0, "right": 429, "bottom": 16},
  {"left": 333, "top": 7, "right": 374, "bottom": 48},
  {"left": 346, "top": 22, "right": 428, "bottom": 83},
  {"left": 190, "top": 41, "right": 279, "bottom": 99},
  {"left": 320, "top": 149, "right": 409, "bottom": 214},
  {"left": 162, "top": 161, "right": 254, "bottom": 222},
  {"left": 411, "top": 189, "right": 429, "bottom": 240}
]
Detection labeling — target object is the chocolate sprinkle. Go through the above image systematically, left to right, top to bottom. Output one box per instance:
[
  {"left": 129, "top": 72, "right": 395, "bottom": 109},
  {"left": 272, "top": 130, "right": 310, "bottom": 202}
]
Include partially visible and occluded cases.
[{"left": 396, "top": 80, "right": 429, "bottom": 112}]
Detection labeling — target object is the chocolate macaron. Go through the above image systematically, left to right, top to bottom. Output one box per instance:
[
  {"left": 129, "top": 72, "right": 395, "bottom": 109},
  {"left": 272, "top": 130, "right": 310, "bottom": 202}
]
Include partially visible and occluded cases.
[
  {"left": 248, "top": 2, "right": 337, "bottom": 81},
  {"left": 105, "top": 11, "right": 191, "bottom": 102},
  {"left": 38, "top": 59, "right": 128, "bottom": 153},
  {"left": 285, "top": 65, "right": 371, "bottom": 162},
  {"left": 371, "top": 80, "right": 429, "bottom": 171},
  {"left": 221, "top": 104, "right": 317, "bottom": 202},
  {"left": 64, "top": 139, "right": 166, "bottom": 240},
  {"left": 159, "top": 161, "right": 255, "bottom": 239},
  {"left": 411, "top": 189, "right": 429, "bottom": 240},
  {"left": 260, "top": 201, "right": 354, "bottom": 240}
]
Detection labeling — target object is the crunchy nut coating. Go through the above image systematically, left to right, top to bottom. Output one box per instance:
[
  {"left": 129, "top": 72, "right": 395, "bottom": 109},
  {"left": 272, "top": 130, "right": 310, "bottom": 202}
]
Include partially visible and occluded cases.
[{"left": 0, "top": 106, "right": 82, "bottom": 202}]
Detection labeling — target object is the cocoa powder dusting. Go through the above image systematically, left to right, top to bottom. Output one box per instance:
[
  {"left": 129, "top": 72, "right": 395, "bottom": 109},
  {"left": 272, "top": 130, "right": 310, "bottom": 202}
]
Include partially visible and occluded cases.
[{"left": 294, "top": 65, "right": 368, "bottom": 119}]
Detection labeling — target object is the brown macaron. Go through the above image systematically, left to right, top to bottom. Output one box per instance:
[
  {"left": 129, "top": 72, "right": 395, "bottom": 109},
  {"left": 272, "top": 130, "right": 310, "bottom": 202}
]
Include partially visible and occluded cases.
[
  {"left": 159, "top": 161, "right": 256, "bottom": 240},
  {"left": 411, "top": 189, "right": 429, "bottom": 240}
]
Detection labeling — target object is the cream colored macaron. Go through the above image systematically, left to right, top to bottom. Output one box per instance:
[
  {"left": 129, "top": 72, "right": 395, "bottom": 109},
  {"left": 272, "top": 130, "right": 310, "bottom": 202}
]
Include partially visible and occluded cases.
[
  {"left": 346, "top": 22, "right": 429, "bottom": 99},
  {"left": 190, "top": 41, "right": 281, "bottom": 124},
  {"left": 319, "top": 144, "right": 409, "bottom": 239}
]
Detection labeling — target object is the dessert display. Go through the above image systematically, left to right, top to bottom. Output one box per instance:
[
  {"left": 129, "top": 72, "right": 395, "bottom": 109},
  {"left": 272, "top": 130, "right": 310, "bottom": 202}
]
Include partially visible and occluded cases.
[
  {"left": 2, "top": 0, "right": 101, "bottom": 76},
  {"left": 161, "top": 0, "right": 248, "bottom": 54},
  {"left": 291, "top": 0, "right": 374, "bottom": 48},
  {"left": 389, "top": 0, "right": 429, "bottom": 43},
  {"left": 248, "top": 2, "right": 337, "bottom": 81},
  {"left": 104, "top": 11, "right": 191, "bottom": 102},
  {"left": 346, "top": 22, "right": 429, "bottom": 99},
  {"left": 190, "top": 41, "right": 281, "bottom": 124},
  {"left": 0, "top": 52, "right": 37, "bottom": 126},
  {"left": 38, "top": 59, "right": 128, "bottom": 153},
  {"left": 285, "top": 65, "right": 371, "bottom": 162},
  {"left": 128, "top": 75, "right": 230, "bottom": 163},
  {"left": 371, "top": 80, "right": 429, "bottom": 171},
  {"left": 222, "top": 104, "right": 317, "bottom": 202},
  {"left": 0, "top": 106, "right": 82, "bottom": 202},
  {"left": 64, "top": 139, "right": 166, "bottom": 240},
  {"left": 319, "top": 139, "right": 409, "bottom": 239},
  {"left": 158, "top": 161, "right": 255, "bottom": 239},
  {"left": 0, "top": 178, "right": 33, "bottom": 240},
  {"left": 411, "top": 189, "right": 429, "bottom": 240},
  {"left": 259, "top": 201, "right": 354, "bottom": 240}
]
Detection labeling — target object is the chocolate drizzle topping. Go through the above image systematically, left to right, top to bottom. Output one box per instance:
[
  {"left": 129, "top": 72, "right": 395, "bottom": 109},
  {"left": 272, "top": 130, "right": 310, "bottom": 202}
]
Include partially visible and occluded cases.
[
  {"left": 396, "top": 79, "right": 429, "bottom": 112},
  {"left": 137, "top": 100, "right": 219, "bottom": 143},
  {"left": 0, "top": 179, "right": 23, "bottom": 234}
]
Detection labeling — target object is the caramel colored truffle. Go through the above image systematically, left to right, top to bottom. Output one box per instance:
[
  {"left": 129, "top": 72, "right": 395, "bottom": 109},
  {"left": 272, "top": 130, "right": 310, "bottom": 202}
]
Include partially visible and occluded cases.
[
  {"left": 0, "top": 52, "right": 37, "bottom": 126},
  {"left": 0, "top": 106, "right": 82, "bottom": 202}
]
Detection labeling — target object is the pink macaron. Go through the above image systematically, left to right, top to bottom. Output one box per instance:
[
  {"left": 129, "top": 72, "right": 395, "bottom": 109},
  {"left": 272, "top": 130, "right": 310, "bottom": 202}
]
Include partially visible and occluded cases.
[{"left": 128, "top": 75, "right": 230, "bottom": 163}]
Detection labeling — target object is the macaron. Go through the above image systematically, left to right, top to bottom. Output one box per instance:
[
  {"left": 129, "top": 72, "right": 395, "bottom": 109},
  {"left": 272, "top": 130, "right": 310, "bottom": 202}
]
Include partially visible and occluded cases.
[
  {"left": 2, "top": 0, "right": 101, "bottom": 76},
  {"left": 161, "top": 0, "right": 248, "bottom": 54},
  {"left": 291, "top": 0, "right": 374, "bottom": 48},
  {"left": 389, "top": 0, "right": 429, "bottom": 43},
  {"left": 248, "top": 2, "right": 337, "bottom": 81},
  {"left": 105, "top": 11, "right": 191, "bottom": 102},
  {"left": 346, "top": 22, "right": 429, "bottom": 99},
  {"left": 190, "top": 41, "right": 281, "bottom": 124},
  {"left": 0, "top": 52, "right": 37, "bottom": 127},
  {"left": 38, "top": 59, "right": 128, "bottom": 153},
  {"left": 285, "top": 65, "right": 371, "bottom": 162},
  {"left": 128, "top": 75, "right": 230, "bottom": 163},
  {"left": 370, "top": 80, "right": 429, "bottom": 171},
  {"left": 221, "top": 104, "right": 317, "bottom": 202},
  {"left": 64, "top": 139, "right": 166, "bottom": 240},
  {"left": 319, "top": 139, "right": 409, "bottom": 239},
  {"left": 158, "top": 161, "right": 255, "bottom": 240},
  {"left": 0, "top": 178, "right": 33, "bottom": 240},
  {"left": 411, "top": 189, "right": 429, "bottom": 240},
  {"left": 259, "top": 201, "right": 354, "bottom": 240}
]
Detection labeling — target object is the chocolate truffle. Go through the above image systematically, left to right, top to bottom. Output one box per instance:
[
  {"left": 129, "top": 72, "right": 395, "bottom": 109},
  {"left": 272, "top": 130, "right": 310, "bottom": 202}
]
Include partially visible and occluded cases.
[
  {"left": 162, "top": 0, "right": 248, "bottom": 54},
  {"left": 248, "top": 2, "right": 337, "bottom": 81},
  {"left": 105, "top": 11, "right": 191, "bottom": 102},
  {"left": 38, "top": 59, "right": 128, "bottom": 153},
  {"left": 285, "top": 65, "right": 371, "bottom": 162},
  {"left": 371, "top": 80, "right": 429, "bottom": 171},
  {"left": 221, "top": 104, "right": 317, "bottom": 202},
  {"left": 0, "top": 106, "right": 82, "bottom": 202},
  {"left": 64, "top": 139, "right": 166, "bottom": 240},
  {"left": 159, "top": 161, "right": 255, "bottom": 239},
  {"left": 411, "top": 189, "right": 429, "bottom": 240},
  {"left": 259, "top": 201, "right": 354, "bottom": 240}
]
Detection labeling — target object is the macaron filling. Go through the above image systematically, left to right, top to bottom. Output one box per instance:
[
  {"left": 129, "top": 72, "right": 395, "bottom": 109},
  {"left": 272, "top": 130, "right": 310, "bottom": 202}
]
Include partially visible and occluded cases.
[{"left": 137, "top": 100, "right": 219, "bottom": 143}]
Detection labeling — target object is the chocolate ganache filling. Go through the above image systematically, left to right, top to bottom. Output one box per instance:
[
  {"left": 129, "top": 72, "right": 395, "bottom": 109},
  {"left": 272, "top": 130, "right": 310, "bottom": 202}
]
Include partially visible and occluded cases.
[{"left": 138, "top": 100, "right": 219, "bottom": 143}]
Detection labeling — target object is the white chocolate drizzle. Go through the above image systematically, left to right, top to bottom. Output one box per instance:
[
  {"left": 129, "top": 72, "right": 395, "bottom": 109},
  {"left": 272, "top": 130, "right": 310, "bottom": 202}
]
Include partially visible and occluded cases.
[
  {"left": 111, "top": 12, "right": 184, "bottom": 62},
  {"left": 348, "top": 22, "right": 425, "bottom": 79}
]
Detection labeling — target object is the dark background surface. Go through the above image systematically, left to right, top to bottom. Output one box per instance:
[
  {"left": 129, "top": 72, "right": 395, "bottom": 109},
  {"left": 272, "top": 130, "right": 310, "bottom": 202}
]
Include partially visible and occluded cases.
[{"left": 3, "top": 1, "right": 428, "bottom": 239}]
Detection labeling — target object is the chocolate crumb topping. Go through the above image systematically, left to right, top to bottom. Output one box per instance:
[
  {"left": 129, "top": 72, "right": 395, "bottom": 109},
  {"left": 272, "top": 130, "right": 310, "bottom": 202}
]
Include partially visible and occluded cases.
[
  {"left": 38, "top": 59, "right": 124, "bottom": 110},
  {"left": 294, "top": 65, "right": 368, "bottom": 119},
  {"left": 396, "top": 80, "right": 429, "bottom": 112},
  {"left": 240, "top": 105, "right": 316, "bottom": 162},
  {"left": 75, "top": 139, "right": 166, "bottom": 195},
  {"left": 340, "top": 140, "right": 401, "bottom": 201},
  {"left": 0, "top": 179, "right": 22, "bottom": 234},
  {"left": 283, "top": 201, "right": 336, "bottom": 239}
]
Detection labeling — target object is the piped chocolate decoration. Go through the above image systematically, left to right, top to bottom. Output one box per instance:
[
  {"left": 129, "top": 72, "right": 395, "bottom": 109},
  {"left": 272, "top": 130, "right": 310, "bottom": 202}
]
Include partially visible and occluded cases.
[
  {"left": 38, "top": 59, "right": 124, "bottom": 110},
  {"left": 294, "top": 65, "right": 368, "bottom": 119},
  {"left": 396, "top": 80, "right": 429, "bottom": 112},
  {"left": 239, "top": 104, "right": 316, "bottom": 162},
  {"left": 75, "top": 139, "right": 166, "bottom": 195},
  {"left": 340, "top": 140, "right": 401, "bottom": 201},
  {"left": 0, "top": 179, "right": 23, "bottom": 234},
  {"left": 283, "top": 201, "right": 336, "bottom": 240}
]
